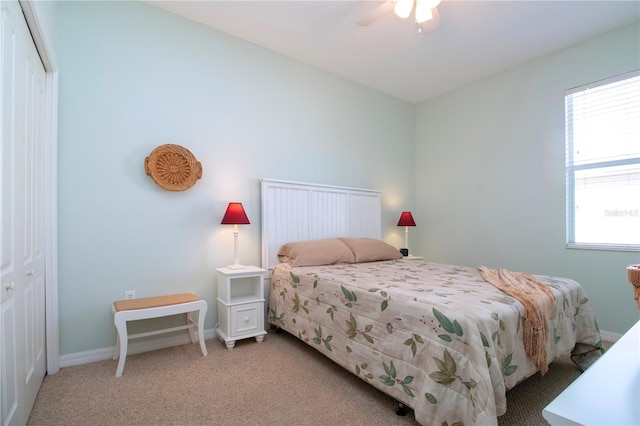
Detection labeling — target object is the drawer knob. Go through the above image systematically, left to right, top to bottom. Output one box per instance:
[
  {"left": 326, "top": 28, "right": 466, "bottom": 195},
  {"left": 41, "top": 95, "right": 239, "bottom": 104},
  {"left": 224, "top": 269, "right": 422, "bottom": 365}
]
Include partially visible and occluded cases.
[
  {"left": 4, "top": 282, "right": 15, "bottom": 292},
  {"left": 244, "top": 317, "right": 249, "bottom": 322}
]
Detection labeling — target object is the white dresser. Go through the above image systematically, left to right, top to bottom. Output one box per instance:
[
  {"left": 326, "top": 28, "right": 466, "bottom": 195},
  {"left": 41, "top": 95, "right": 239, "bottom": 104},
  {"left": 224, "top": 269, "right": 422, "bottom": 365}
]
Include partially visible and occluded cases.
[{"left": 543, "top": 320, "right": 640, "bottom": 425}]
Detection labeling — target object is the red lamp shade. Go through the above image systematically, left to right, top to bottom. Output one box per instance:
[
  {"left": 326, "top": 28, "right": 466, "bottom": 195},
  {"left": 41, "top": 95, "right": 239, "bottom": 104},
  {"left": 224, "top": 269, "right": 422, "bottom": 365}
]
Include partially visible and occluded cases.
[
  {"left": 221, "top": 202, "right": 250, "bottom": 225},
  {"left": 397, "top": 211, "right": 416, "bottom": 227}
]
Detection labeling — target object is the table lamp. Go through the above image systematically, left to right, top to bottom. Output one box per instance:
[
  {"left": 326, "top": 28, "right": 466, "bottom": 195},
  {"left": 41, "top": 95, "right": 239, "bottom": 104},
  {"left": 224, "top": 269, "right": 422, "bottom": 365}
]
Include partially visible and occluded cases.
[
  {"left": 221, "top": 202, "right": 250, "bottom": 269},
  {"left": 397, "top": 211, "right": 416, "bottom": 256}
]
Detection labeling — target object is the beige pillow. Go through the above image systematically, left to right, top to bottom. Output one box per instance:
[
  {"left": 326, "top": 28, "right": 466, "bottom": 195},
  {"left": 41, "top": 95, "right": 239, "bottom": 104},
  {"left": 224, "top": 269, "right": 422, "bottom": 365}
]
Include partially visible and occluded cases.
[
  {"left": 278, "top": 238, "right": 355, "bottom": 267},
  {"left": 338, "top": 238, "right": 402, "bottom": 263}
]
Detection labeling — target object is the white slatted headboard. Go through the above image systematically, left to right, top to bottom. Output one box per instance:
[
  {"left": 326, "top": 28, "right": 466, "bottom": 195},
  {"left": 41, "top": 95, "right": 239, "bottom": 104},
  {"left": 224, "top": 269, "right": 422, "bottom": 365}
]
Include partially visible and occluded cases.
[{"left": 261, "top": 178, "right": 382, "bottom": 270}]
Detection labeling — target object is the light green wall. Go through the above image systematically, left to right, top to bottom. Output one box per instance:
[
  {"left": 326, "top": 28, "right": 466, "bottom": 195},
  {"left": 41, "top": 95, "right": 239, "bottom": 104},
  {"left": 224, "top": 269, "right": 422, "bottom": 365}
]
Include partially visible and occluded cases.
[
  {"left": 51, "top": 0, "right": 639, "bottom": 355},
  {"left": 55, "top": 1, "right": 415, "bottom": 355},
  {"left": 415, "top": 22, "right": 640, "bottom": 335}
]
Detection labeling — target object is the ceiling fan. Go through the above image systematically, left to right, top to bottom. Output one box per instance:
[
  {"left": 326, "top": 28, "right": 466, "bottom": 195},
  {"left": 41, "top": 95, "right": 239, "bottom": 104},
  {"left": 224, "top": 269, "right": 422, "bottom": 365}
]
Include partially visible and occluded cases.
[{"left": 357, "top": 0, "right": 442, "bottom": 33}]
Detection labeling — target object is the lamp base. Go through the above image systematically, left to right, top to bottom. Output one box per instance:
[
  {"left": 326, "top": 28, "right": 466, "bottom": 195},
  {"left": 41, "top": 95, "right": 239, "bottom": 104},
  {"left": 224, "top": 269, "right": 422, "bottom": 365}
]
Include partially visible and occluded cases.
[{"left": 227, "top": 263, "right": 247, "bottom": 270}]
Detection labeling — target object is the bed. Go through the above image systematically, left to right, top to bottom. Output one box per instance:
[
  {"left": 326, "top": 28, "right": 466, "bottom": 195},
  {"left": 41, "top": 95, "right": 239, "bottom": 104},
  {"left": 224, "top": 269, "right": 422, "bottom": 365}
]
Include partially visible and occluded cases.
[{"left": 260, "top": 179, "right": 603, "bottom": 426}]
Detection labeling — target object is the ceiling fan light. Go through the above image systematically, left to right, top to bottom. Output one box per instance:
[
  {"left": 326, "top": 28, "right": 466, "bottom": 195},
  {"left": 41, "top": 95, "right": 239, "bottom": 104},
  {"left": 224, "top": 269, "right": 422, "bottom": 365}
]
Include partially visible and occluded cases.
[
  {"left": 394, "top": 0, "right": 414, "bottom": 19},
  {"left": 415, "top": 0, "right": 434, "bottom": 23}
]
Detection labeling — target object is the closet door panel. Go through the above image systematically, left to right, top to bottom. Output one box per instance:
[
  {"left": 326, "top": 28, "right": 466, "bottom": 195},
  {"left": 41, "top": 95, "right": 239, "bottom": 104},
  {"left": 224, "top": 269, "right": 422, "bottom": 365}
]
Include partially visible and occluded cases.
[
  {"left": 1, "top": 1, "right": 46, "bottom": 424},
  {"left": 1, "top": 4, "right": 21, "bottom": 424}
]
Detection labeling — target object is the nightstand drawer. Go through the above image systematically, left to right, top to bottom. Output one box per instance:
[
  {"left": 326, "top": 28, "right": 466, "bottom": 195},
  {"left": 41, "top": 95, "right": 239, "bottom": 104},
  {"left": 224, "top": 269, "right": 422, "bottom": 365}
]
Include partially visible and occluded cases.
[{"left": 230, "top": 303, "right": 263, "bottom": 337}]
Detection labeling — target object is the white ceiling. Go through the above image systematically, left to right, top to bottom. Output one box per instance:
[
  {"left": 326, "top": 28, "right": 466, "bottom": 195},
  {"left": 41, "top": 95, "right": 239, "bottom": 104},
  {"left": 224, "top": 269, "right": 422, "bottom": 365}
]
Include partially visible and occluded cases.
[{"left": 146, "top": 1, "right": 640, "bottom": 104}]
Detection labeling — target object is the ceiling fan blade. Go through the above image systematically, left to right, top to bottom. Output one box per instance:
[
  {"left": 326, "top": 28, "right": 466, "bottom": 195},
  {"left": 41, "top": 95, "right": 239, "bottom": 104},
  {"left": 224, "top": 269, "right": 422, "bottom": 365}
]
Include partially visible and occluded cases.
[
  {"left": 356, "top": 1, "right": 395, "bottom": 27},
  {"left": 417, "top": 7, "right": 441, "bottom": 33}
]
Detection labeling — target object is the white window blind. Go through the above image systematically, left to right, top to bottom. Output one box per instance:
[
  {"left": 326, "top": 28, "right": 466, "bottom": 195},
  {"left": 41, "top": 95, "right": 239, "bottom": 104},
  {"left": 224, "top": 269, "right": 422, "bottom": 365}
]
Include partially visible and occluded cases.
[{"left": 565, "top": 70, "right": 640, "bottom": 251}]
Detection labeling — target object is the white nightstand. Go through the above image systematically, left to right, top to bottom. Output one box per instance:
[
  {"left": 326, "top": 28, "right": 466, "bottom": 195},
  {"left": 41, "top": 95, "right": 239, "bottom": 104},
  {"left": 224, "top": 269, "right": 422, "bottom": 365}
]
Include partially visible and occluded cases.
[
  {"left": 404, "top": 255, "right": 424, "bottom": 260},
  {"left": 216, "top": 266, "right": 267, "bottom": 349}
]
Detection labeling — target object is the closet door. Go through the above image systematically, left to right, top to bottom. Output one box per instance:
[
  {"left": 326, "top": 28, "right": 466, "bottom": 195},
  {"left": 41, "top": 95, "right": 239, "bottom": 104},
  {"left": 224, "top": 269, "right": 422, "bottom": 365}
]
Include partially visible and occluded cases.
[{"left": 1, "top": 0, "right": 47, "bottom": 424}]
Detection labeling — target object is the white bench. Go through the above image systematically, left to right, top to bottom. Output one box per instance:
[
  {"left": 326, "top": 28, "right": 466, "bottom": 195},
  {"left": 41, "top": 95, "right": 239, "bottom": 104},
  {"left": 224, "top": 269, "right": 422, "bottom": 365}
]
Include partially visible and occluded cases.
[{"left": 112, "top": 292, "right": 208, "bottom": 377}]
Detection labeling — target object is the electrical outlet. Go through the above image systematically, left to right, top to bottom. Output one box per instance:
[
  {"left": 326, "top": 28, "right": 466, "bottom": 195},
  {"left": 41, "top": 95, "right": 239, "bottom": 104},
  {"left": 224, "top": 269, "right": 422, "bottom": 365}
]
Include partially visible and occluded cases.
[{"left": 125, "top": 290, "right": 136, "bottom": 300}]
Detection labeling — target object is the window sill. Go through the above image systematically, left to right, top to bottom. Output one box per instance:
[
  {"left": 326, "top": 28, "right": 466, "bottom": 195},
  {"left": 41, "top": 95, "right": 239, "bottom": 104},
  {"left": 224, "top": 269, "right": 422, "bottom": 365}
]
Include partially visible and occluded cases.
[{"left": 566, "top": 243, "right": 640, "bottom": 253}]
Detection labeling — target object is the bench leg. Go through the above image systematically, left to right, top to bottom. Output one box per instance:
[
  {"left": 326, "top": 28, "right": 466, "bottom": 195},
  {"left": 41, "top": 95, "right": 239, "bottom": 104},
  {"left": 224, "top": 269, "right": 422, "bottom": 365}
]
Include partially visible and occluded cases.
[
  {"left": 197, "top": 303, "right": 208, "bottom": 356},
  {"left": 187, "top": 311, "right": 197, "bottom": 344},
  {"left": 114, "top": 314, "right": 128, "bottom": 377},
  {"left": 113, "top": 332, "right": 120, "bottom": 360}
]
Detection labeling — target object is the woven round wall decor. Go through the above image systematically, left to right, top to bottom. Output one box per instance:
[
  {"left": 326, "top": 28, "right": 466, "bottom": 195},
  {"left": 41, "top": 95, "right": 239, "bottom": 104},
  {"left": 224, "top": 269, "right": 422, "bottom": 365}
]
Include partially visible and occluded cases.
[{"left": 144, "top": 144, "right": 202, "bottom": 191}]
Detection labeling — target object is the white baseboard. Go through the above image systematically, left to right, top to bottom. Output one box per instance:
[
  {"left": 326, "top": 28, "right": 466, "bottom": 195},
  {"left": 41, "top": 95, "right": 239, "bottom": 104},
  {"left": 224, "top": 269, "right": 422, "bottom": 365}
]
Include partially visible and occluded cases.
[
  {"left": 59, "top": 327, "right": 619, "bottom": 369},
  {"left": 59, "top": 328, "right": 218, "bottom": 368}
]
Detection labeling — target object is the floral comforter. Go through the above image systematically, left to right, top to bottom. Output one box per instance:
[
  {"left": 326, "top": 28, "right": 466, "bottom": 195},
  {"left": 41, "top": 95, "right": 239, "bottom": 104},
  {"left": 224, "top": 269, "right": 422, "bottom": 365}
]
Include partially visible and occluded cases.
[{"left": 268, "top": 259, "right": 602, "bottom": 426}]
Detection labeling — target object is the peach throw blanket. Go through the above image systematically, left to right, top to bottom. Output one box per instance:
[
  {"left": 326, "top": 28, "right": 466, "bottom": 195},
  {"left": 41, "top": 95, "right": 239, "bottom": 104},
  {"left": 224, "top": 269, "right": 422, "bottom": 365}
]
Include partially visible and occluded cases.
[{"left": 478, "top": 266, "right": 556, "bottom": 375}]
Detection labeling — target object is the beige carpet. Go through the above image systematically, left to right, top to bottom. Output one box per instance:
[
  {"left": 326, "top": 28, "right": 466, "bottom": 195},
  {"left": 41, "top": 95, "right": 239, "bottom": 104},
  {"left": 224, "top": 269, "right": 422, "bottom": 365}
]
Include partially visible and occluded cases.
[{"left": 28, "top": 330, "right": 593, "bottom": 425}]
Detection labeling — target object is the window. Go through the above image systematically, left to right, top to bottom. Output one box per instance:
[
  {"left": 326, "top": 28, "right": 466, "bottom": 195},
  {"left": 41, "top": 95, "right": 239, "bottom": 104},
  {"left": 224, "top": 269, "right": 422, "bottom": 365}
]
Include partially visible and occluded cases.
[{"left": 565, "top": 70, "right": 640, "bottom": 251}]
